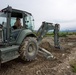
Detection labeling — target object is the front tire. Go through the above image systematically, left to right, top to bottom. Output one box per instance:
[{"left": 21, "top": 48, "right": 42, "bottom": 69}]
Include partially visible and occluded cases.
[{"left": 19, "top": 37, "right": 38, "bottom": 61}]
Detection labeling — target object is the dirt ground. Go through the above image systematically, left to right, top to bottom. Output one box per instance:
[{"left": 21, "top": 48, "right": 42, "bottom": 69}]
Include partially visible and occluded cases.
[{"left": 0, "top": 35, "right": 76, "bottom": 75}]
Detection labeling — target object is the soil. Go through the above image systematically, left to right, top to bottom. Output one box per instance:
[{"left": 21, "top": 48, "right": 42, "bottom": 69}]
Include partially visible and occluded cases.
[{"left": 0, "top": 35, "right": 76, "bottom": 75}]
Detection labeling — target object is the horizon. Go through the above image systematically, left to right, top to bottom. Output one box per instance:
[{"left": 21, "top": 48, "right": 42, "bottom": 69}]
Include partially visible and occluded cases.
[{"left": 0, "top": 0, "right": 76, "bottom": 30}]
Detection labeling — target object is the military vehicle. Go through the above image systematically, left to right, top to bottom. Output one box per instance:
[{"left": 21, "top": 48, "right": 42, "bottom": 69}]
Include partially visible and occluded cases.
[{"left": 0, "top": 6, "right": 60, "bottom": 66}]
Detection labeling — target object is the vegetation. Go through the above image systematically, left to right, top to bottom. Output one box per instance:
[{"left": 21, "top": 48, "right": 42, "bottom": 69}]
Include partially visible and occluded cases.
[
  {"left": 34, "top": 30, "right": 76, "bottom": 37},
  {"left": 44, "top": 32, "right": 76, "bottom": 37},
  {"left": 70, "top": 60, "right": 76, "bottom": 73}
]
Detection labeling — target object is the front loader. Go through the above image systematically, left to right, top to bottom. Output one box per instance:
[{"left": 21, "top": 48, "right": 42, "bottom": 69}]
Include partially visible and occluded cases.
[{"left": 0, "top": 6, "right": 60, "bottom": 66}]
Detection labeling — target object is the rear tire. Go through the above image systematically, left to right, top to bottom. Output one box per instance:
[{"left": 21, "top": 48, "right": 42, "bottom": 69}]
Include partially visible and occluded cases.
[{"left": 19, "top": 37, "right": 38, "bottom": 61}]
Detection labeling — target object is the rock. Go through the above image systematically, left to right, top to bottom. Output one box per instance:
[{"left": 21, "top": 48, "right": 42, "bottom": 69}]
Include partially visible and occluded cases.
[
  {"left": 62, "top": 54, "right": 65, "bottom": 57},
  {"left": 67, "top": 66, "right": 70, "bottom": 69},
  {"left": 19, "top": 69, "right": 24, "bottom": 72},
  {"left": 36, "top": 70, "right": 41, "bottom": 75}
]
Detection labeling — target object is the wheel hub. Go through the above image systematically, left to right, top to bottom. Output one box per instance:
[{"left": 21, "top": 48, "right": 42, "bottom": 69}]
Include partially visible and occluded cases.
[{"left": 28, "top": 43, "right": 36, "bottom": 56}]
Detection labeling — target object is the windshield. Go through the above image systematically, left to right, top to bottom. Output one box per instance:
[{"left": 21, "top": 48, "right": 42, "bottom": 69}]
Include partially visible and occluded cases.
[{"left": 0, "top": 12, "right": 7, "bottom": 27}]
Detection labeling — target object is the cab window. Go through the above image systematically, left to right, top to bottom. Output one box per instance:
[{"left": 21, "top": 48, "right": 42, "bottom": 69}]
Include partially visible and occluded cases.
[
  {"left": 0, "top": 12, "right": 7, "bottom": 27},
  {"left": 25, "top": 15, "right": 34, "bottom": 30},
  {"left": 11, "top": 17, "right": 23, "bottom": 29}
]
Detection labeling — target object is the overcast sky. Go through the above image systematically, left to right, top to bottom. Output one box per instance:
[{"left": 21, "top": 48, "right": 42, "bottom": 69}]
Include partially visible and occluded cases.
[{"left": 0, "top": 0, "right": 76, "bottom": 30}]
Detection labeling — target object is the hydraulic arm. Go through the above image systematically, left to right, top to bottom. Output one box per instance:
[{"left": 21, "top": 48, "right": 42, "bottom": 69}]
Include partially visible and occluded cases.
[{"left": 37, "top": 22, "right": 60, "bottom": 59}]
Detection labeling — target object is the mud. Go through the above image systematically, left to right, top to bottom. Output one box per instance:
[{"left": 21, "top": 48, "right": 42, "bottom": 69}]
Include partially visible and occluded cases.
[{"left": 0, "top": 35, "right": 76, "bottom": 75}]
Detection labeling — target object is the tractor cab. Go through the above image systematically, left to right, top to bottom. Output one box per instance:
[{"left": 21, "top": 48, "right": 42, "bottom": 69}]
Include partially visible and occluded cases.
[{"left": 0, "top": 6, "right": 35, "bottom": 45}]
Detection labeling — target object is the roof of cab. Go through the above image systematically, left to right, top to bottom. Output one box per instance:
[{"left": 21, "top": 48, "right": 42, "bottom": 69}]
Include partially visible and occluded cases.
[{"left": 1, "top": 6, "right": 32, "bottom": 16}]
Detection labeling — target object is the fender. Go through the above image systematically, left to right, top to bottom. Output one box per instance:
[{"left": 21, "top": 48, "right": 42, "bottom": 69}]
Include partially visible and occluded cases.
[{"left": 16, "top": 29, "right": 36, "bottom": 45}]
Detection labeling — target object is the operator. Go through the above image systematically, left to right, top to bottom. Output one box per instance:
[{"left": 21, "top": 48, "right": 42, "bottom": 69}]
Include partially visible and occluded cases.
[
  {"left": 13, "top": 17, "right": 22, "bottom": 29},
  {"left": 12, "top": 18, "right": 22, "bottom": 38}
]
